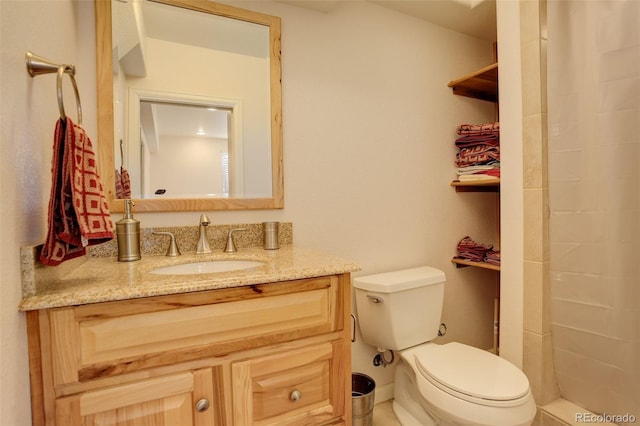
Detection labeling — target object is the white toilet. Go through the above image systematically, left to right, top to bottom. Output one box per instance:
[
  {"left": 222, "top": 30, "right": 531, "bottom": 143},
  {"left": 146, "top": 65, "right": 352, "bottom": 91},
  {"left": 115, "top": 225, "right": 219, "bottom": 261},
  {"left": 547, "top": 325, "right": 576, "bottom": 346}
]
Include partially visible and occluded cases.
[{"left": 353, "top": 266, "right": 536, "bottom": 426}]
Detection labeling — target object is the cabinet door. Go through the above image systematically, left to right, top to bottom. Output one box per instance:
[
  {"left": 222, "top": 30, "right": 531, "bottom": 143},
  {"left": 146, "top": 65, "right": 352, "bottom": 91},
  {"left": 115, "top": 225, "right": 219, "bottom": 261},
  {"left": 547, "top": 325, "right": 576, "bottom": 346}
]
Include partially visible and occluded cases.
[
  {"left": 232, "top": 341, "right": 346, "bottom": 426},
  {"left": 55, "top": 369, "right": 216, "bottom": 426}
]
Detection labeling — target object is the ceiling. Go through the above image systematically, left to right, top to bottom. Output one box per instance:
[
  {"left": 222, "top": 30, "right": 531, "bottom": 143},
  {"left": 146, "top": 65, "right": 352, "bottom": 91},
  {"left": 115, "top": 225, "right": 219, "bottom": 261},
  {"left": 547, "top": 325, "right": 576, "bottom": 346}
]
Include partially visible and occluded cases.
[
  {"left": 277, "top": 0, "right": 497, "bottom": 41},
  {"left": 142, "top": 1, "right": 269, "bottom": 58},
  {"left": 140, "top": 102, "right": 230, "bottom": 154}
]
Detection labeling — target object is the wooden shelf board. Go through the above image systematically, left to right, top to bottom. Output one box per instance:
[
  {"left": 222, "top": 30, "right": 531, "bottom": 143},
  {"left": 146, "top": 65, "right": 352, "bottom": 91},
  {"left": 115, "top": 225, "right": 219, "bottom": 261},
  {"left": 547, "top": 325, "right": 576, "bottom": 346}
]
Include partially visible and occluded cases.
[
  {"left": 448, "top": 62, "right": 498, "bottom": 103},
  {"left": 450, "top": 179, "right": 500, "bottom": 192},
  {"left": 451, "top": 257, "right": 500, "bottom": 271}
]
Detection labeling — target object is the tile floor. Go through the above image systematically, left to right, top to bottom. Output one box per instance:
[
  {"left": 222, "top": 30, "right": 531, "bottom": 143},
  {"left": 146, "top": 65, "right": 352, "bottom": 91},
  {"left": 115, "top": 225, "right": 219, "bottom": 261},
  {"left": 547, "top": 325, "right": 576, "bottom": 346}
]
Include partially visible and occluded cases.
[
  {"left": 372, "top": 398, "right": 621, "bottom": 426},
  {"left": 372, "top": 400, "right": 401, "bottom": 426}
]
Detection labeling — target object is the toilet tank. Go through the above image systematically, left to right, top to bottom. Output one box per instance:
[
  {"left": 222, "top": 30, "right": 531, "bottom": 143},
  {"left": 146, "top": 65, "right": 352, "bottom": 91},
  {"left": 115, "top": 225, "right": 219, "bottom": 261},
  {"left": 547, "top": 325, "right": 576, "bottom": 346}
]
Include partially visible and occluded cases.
[{"left": 353, "top": 266, "right": 446, "bottom": 352}]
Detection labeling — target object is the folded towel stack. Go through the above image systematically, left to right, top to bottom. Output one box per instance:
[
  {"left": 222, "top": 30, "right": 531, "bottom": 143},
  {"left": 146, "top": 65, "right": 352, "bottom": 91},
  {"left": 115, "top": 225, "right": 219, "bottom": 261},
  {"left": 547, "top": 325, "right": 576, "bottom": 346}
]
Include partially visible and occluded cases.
[
  {"left": 40, "top": 118, "right": 115, "bottom": 266},
  {"left": 455, "top": 122, "right": 500, "bottom": 181},
  {"left": 456, "top": 236, "right": 499, "bottom": 265}
]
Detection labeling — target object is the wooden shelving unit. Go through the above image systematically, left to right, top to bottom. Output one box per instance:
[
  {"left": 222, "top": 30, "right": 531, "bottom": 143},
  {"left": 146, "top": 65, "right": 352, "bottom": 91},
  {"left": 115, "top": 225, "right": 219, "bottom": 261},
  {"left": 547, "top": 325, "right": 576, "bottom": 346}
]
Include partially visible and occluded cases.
[
  {"left": 449, "top": 61, "right": 500, "bottom": 272},
  {"left": 449, "top": 61, "right": 501, "bottom": 353},
  {"left": 447, "top": 62, "right": 498, "bottom": 103},
  {"left": 450, "top": 178, "right": 500, "bottom": 271},
  {"left": 450, "top": 179, "right": 500, "bottom": 192},
  {"left": 451, "top": 257, "right": 500, "bottom": 271}
]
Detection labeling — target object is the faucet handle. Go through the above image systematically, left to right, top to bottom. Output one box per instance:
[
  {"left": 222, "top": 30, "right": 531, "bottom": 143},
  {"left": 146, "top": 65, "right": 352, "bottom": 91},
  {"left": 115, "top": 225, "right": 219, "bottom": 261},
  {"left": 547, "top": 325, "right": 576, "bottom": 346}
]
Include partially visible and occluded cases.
[
  {"left": 224, "top": 228, "right": 247, "bottom": 253},
  {"left": 153, "top": 231, "right": 181, "bottom": 257}
]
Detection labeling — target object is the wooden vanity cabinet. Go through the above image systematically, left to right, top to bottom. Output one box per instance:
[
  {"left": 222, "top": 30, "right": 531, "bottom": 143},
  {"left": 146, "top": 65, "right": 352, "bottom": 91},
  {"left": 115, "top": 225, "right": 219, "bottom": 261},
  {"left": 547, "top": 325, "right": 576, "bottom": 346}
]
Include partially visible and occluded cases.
[{"left": 27, "top": 274, "right": 352, "bottom": 426}]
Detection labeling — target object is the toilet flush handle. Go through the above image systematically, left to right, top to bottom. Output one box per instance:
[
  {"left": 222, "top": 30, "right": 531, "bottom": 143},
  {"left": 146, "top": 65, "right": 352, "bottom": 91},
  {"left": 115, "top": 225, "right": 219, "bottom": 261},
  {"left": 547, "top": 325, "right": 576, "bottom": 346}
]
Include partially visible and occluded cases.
[{"left": 366, "top": 295, "right": 383, "bottom": 304}]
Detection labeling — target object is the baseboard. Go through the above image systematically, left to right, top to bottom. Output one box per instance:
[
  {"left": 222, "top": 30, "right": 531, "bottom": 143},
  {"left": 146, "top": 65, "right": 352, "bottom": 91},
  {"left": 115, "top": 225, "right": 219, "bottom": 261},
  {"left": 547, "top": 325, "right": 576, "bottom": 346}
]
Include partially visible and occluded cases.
[{"left": 374, "top": 382, "right": 394, "bottom": 404}]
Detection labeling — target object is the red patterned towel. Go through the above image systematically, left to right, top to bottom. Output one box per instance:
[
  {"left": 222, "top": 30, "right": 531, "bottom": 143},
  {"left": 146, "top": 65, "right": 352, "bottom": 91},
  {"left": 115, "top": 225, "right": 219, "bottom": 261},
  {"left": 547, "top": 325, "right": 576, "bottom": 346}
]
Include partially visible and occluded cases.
[
  {"left": 40, "top": 118, "right": 114, "bottom": 266},
  {"left": 457, "top": 122, "right": 500, "bottom": 136},
  {"left": 455, "top": 134, "right": 499, "bottom": 148},
  {"left": 455, "top": 144, "right": 500, "bottom": 167},
  {"left": 120, "top": 166, "right": 131, "bottom": 198},
  {"left": 114, "top": 167, "right": 131, "bottom": 198},
  {"left": 115, "top": 168, "right": 123, "bottom": 198},
  {"left": 457, "top": 236, "right": 493, "bottom": 262},
  {"left": 485, "top": 249, "right": 501, "bottom": 266}
]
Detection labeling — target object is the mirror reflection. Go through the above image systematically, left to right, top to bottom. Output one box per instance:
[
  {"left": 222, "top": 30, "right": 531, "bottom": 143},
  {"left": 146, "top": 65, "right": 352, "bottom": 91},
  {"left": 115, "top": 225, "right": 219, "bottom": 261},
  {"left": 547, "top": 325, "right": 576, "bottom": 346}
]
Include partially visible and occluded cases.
[
  {"left": 96, "top": 0, "right": 283, "bottom": 212},
  {"left": 113, "top": 0, "right": 270, "bottom": 199},
  {"left": 125, "top": 101, "right": 233, "bottom": 199}
]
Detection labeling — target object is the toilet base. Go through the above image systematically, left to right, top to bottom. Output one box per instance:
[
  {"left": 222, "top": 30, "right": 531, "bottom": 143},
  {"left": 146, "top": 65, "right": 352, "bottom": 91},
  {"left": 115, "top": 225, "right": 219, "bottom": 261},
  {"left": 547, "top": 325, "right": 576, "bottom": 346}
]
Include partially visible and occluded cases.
[
  {"left": 393, "top": 361, "right": 439, "bottom": 426},
  {"left": 393, "top": 401, "right": 433, "bottom": 426}
]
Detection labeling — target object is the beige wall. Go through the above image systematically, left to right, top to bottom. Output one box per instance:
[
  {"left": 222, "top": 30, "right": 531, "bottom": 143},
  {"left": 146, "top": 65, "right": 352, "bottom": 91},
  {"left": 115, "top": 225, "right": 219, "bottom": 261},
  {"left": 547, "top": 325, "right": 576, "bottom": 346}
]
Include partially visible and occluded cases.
[
  {"left": 497, "top": 0, "right": 562, "bottom": 409},
  {"left": 502, "top": 0, "right": 560, "bottom": 412},
  {"left": 519, "top": 0, "right": 562, "bottom": 412},
  {"left": 1, "top": 1, "right": 501, "bottom": 423}
]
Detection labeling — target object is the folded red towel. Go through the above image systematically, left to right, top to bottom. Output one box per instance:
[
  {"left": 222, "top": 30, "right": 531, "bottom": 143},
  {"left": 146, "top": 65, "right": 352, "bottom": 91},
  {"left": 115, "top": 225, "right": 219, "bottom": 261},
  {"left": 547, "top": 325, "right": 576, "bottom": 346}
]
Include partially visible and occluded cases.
[
  {"left": 40, "top": 118, "right": 114, "bottom": 266},
  {"left": 457, "top": 122, "right": 500, "bottom": 136},
  {"left": 455, "top": 134, "right": 500, "bottom": 148},
  {"left": 455, "top": 144, "right": 500, "bottom": 167},
  {"left": 457, "top": 236, "right": 493, "bottom": 262}
]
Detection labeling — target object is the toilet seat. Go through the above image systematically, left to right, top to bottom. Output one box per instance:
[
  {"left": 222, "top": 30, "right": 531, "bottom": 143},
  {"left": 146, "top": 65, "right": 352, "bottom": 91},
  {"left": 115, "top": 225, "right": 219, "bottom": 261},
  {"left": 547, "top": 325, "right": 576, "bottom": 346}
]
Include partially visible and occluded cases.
[{"left": 413, "top": 342, "right": 531, "bottom": 408}]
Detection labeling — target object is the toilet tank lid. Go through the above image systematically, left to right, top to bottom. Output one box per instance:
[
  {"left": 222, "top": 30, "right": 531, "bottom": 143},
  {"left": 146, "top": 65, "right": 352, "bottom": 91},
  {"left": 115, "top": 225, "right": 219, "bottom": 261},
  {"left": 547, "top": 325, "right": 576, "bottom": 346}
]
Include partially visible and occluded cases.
[{"left": 353, "top": 266, "right": 446, "bottom": 293}]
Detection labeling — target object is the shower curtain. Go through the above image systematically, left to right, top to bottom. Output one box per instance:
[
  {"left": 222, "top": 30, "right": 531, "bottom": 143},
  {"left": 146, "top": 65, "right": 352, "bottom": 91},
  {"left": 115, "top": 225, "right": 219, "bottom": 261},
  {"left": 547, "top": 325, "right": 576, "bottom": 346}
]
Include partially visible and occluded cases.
[{"left": 547, "top": 0, "right": 639, "bottom": 419}]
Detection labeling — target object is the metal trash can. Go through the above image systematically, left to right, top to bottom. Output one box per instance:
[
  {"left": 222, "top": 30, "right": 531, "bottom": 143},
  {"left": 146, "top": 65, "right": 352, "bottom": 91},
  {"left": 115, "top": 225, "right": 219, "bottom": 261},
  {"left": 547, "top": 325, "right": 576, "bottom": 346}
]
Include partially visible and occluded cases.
[{"left": 352, "top": 373, "right": 375, "bottom": 426}]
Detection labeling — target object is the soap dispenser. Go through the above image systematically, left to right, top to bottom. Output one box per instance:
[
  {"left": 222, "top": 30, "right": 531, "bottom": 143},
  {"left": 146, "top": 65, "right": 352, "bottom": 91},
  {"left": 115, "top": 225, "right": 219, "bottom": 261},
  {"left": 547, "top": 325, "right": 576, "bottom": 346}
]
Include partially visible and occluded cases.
[{"left": 116, "top": 199, "right": 141, "bottom": 262}]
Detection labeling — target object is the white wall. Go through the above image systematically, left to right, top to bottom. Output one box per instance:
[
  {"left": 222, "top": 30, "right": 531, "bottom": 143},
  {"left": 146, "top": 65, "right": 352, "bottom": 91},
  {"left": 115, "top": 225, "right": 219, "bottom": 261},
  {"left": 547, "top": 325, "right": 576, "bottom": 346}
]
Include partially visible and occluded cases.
[
  {"left": 0, "top": 1, "right": 497, "bottom": 423},
  {"left": 0, "top": 1, "right": 96, "bottom": 424},
  {"left": 149, "top": 135, "right": 227, "bottom": 197}
]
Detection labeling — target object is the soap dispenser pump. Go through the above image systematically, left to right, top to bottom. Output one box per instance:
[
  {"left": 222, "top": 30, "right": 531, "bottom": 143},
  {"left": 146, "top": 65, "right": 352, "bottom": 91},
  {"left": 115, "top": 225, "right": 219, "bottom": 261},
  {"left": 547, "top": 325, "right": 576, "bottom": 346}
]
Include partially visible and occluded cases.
[{"left": 116, "top": 199, "right": 141, "bottom": 262}]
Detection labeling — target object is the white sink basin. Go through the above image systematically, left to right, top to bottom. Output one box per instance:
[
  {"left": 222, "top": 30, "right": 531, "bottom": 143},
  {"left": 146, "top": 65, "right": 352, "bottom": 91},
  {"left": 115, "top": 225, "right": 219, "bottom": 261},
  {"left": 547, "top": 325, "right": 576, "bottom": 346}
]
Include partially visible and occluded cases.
[{"left": 150, "top": 260, "right": 265, "bottom": 275}]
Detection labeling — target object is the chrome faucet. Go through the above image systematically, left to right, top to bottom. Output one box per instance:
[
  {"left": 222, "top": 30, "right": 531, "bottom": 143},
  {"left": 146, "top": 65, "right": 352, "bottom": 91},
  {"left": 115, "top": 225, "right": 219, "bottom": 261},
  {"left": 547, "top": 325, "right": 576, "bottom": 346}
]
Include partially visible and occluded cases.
[{"left": 196, "top": 214, "right": 212, "bottom": 254}]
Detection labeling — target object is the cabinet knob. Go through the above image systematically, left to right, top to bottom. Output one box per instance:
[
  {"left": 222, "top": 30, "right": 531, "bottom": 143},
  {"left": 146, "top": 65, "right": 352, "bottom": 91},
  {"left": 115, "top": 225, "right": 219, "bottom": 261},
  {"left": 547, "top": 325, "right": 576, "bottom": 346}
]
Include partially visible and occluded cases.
[
  {"left": 290, "top": 390, "right": 302, "bottom": 402},
  {"left": 195, "top": 398, "right": 210, "bottom": 412}
]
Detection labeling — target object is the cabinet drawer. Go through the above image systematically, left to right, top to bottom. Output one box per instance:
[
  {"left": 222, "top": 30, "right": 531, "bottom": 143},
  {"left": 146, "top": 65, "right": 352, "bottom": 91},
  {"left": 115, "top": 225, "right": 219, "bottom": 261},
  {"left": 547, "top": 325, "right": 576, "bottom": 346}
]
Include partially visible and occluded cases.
[
  {"left": 47, "top": 276, "right": 341, "bottom": 385},
  {"left": 232, "top": 341, "right": 346, "bottom": 426},
  {"left": 55, "top": 369, "right": 216, "bottom": 426}
]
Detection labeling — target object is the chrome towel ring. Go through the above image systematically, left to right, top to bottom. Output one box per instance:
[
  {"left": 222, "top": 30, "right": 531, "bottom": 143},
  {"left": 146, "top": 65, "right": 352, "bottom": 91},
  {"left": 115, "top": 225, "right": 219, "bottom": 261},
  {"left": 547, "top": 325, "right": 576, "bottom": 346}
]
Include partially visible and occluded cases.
[{"left": 26, "top": 51, "right": 83, "bottom": 125}]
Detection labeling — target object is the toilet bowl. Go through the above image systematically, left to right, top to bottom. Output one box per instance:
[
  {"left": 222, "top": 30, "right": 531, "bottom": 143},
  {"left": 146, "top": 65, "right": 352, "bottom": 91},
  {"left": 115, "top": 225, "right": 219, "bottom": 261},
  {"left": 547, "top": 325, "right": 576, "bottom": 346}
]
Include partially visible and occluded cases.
[
  {"left": 353, "top": 267, "right": 536, "bottom": 426},
  {"left": 395, "top": 343, "right": 536, "bottom": 426}
]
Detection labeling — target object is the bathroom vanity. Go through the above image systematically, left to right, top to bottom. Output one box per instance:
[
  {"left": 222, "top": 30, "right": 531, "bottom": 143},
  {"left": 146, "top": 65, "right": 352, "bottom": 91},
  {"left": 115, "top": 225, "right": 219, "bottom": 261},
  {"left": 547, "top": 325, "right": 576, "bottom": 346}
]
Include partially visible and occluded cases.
[{"left": 21, "top": 246, "right": 358, "bottom": 426}]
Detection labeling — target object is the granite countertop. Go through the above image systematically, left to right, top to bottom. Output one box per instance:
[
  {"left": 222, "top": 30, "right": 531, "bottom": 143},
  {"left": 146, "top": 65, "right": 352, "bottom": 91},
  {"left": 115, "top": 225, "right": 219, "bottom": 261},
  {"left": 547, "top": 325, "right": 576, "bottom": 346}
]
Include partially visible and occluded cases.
[{"left": 19, "top": 246, "right": 360, "bottom": 311}]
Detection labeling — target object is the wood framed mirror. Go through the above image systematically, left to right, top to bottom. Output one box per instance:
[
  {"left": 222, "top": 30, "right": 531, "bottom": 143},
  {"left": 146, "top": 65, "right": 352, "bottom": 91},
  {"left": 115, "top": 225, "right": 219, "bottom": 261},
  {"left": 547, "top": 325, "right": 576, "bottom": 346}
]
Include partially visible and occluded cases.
[{"left": 95, "top": 0, "right": 283, "bottom": 212}]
